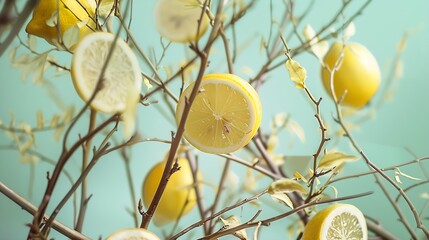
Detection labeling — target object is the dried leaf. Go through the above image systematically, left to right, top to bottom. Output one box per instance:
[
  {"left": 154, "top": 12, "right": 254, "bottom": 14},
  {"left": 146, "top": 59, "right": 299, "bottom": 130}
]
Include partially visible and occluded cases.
[
  {"left": 97, "top": 0, "right": 115, "bottom": 17},
  {"left": 46, "top": 10, "right": 58, "bottom": 27},
  {"left": 343, "top": 22, "right": 356, "bottom": 40},
  {"left": 63, "top": 24, "right": 80, "bottom": 49},
  {"left": 302, "top": 24, "right": 329, "bottom": 60},
  {"left": 285, "top": 59, "right": 307, "bottom": 87},
  {"left": 394, "top": 59, "right": 403, "bottom": 79},
  {"left": 143, "top": 78, "right": 153, "bottom": 90},
  {"left": 122, "top": 88, "right": 140, "bottom": 139},
  {"left": 36, "top": 110, "right": 44, "bottom": 129},
  {"left": 272, "top": 113, "right": 288, "bottom": 129},
  {"left": 50, "top": 114, "right": 60, "bottom": 127},
  {"left": 287, "top": 120, "right": 305, "bottom": 143},
  {"left": 317, "top": 152, "right": 358, "bottom": 171},
  {"left": 21, "top": 154, "right": 40, "bottom": 164},
  {"left": 282, "top": 156, "right": 312, "bottom": 177},
  {"left": 244, "top": 168, "right": 257, "bottom": 192},
  {"left": 394, "top": 168, "right": 421, "bottom": 183},
  {"left": 293, "top": 171, "right": 308, "bottom": 183},
  {"left": 267, "top": 178, "right": 308, "bottom": 195},
  {"left": 270, "top": 192, "right": 294, "bottom": 209},
  {"left": 420, "top": 193, "right": 429, "bottom": 199},
  {"left": 220, "top": 216, "right": 248, "bottom": 240},
  {"left": 253, "top": 222, "right": 262, "bottom": 240}
]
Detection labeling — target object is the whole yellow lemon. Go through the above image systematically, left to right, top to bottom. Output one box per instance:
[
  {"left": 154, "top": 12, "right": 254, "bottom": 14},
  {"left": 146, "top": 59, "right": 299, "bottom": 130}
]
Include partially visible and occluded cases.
[
  {"left": 26, "top": 0, "right": 96, "bottom": 47},
  {"left": 321, "top": 42, "right": 381, "bottom": 108},
  {"left": 142, "top": 158, "right": 200, "bottom": 226}
]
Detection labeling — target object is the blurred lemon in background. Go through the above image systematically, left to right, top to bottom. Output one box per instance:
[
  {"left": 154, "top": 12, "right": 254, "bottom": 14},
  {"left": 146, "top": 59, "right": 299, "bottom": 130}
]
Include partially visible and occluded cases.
[
  {"left": 26, "top": 0, "right": 96, "bottom": 47},
  {"left": 154, "top": 0, "right": 210, "bottom": 42},
  {"left": 142, "top": 157, "right": 200, "bottom": 226}
]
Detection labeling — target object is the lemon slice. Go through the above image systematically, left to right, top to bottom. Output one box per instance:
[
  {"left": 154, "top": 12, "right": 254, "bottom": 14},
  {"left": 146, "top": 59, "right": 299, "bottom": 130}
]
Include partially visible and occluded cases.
[
  {"left": 154, "top": 0, "right": 210, "bottom": 42},
  {"left": 71, "top": 32, "right": 142, "bottom": 113},
  {"left": 176, "top": 73, "right": 262, "bottom": 154},
  {"left": 142, "top": 158, "right": 200, "bottom": 226},
  {"left": 302, "top": 204, "right": 368, "bottom": 240},
  {"left": 106, "top": 228, "right": 160, "bottom": 240}
]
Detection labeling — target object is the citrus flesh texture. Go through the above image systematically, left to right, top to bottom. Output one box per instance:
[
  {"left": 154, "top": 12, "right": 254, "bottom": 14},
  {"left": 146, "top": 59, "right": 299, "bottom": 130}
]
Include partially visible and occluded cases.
[
  {"left": 26, "top": 0, "right": 95, "bottom": 46},
  {"left": 154, "top": 0, "right": 210, "bottom": 42},
  {"left": 71, "top": 32, "right": 142, "bottom": 114},
  {"left": 321, "top": 42, "right": 381, "bottom": 109},
  {"left": 176, "top": 73, "right": 262, "bottom": 154},
  {"left": 142, "top": 158, "right": 198, "bottom": 226},
  {"left": 302, "top": 204, "right": 368, "bottom": 240},
  {"left": 106, "top": 228, "right": 160, "bottom": 240}
]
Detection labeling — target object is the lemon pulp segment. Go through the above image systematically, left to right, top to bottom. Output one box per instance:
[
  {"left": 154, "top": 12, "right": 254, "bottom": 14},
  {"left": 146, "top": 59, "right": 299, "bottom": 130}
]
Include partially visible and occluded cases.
[
  {"left": 71, "top": 32, "right": 142, "bottom": 113},
  {"left": 177, "top": 74, "right": 262, "bottom": 154},
  {"left": 302, "top": 204, "right": 367, "bottom": 240},
  {"left": 106, "top": 228, "right": 160, "bottom": 240}
]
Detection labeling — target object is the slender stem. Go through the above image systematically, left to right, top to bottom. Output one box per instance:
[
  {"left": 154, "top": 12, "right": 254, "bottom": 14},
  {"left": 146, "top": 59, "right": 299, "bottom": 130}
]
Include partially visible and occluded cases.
[
  {"left": 140, "top": 0, "right": 223, "bottom": 228},
  {"left": 75, "top": 110, "right": 97, "bottom": 232},
  {"left": 121, "top": 149, "right": 139, "bottom": 227},
  {"left": 208, "top": 159, "right": 231, "bottom": 233},
  {"left": 0, "top": 181, "right": 89, "bottom": 240},
  {"left": 170, "top": 190, "right": 268, "bottom": 240},
  {"left": 197, "top": 192, "right": 373, "bottom": 240}
]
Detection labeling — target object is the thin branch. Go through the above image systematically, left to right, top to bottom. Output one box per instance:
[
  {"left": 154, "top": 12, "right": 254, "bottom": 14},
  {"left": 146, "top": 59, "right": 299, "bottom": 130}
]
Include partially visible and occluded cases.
[{"left": 0, "top": 181, "right": 89, "bottom": 240}]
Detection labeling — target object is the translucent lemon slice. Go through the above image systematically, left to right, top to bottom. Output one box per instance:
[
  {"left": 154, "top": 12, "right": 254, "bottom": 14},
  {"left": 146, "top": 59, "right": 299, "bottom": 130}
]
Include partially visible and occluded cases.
[
  {"left": 154, "top": 0, "right": 210, "bottom": 42},
  {"left": 71, "top": 32, "right": 142, "bottom": 114},
  {"left": 176, "top": 73, "right": 262, "bottom": 154},
  {"left": 142, "top": 158, "right": 199, "bottom": 226},
  {"left": 302, "top": 204, "right": 368, "bottom": 240},
  {"left": 106, "top": 228, "right": 160, "bottom": 240}
]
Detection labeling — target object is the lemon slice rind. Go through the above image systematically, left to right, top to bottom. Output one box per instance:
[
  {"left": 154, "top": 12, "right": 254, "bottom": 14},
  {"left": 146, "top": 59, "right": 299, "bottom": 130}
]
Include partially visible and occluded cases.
[
  {"left": 71, "top": 32, "right": 142, "bottom": 114},
  {"left": 176, "top": 74, "right": 262, "bottom": 154},
  {"left": 106, "top": 228, "right": 160, "bottom": 240}
]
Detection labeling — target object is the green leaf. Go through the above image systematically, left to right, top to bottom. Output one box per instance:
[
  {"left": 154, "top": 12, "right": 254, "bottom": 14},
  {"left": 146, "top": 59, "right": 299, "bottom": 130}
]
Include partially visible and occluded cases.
[
  {"left": 285, "top": 59, "right": 307, "bottom": 87},
  {"left": 317, "top": 152, "right": 358, "bottom": 171},
  {"left": 267, "top": 178, "right": 308, "bottom": 195}
]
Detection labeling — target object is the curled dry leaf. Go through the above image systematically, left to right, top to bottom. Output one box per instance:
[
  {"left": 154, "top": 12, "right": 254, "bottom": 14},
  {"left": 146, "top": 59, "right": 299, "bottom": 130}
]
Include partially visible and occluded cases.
[
  {"left": 302, "top": 24, "right": 329, "bottom": 61},
  {"left": 317, "top": 152, "right": 358, "bottom": 171},
  {"left": 220, "top": 215, "right": 248, "bottom": 240}
]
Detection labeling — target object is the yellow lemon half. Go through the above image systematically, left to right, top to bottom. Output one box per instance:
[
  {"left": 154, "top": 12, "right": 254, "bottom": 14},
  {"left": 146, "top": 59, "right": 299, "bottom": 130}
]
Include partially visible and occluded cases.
[
  {"left": 26, "top": 0, "right": 96, "bottom": 47},
  {"left": 154, "top": 0, "right": 210, "bottom": 42},
  {"left": 71, "top": 32, "right": 142, "bottom": 114},
  {"left": 321, "top": 42, "right": 381, "bottom": 109},
  {"left": 176, "top": 73, "right": 262, "bottom": 154},
  {"left": 142, "top": 158, "right": 200, "bottom": 226},
  {"left": 302, "top": 204, "right": 368, "bottom": 240},
  {"left": 106, "top": 228, "right": 160, "bottom": 240}
]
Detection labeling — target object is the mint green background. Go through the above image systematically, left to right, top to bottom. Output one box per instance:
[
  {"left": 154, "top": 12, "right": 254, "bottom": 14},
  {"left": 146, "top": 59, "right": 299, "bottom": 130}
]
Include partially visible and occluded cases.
[{"left": 1, "top": 0, "right": 429, "bottom": 239}]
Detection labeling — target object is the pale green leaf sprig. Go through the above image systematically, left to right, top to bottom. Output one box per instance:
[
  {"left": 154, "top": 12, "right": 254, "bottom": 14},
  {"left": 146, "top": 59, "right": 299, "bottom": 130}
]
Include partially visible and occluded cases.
[
  {"left": 280, "top": 35, "right": 308, "bottom": 89},
  {"left": 317, "top": 151, "right": 358, "bottom": 172},
  {"left": 268, "top": 178, "right": 308, "bottom": 209}
]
